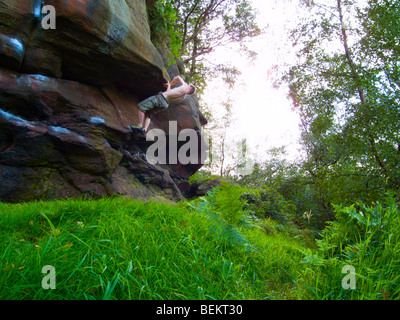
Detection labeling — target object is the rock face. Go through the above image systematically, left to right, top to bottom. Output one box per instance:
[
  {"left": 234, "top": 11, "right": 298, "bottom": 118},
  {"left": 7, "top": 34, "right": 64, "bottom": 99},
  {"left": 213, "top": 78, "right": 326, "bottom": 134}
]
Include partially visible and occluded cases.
[{"left": 0, "top": 0, "right": 207, "bottom": 203}]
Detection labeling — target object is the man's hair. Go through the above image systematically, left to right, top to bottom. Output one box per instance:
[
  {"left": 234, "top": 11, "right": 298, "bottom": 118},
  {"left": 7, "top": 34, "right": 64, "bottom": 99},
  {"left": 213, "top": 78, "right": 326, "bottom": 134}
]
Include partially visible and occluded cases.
[{"left": 188, "top": 85, "right": 196, "bottom": 95}]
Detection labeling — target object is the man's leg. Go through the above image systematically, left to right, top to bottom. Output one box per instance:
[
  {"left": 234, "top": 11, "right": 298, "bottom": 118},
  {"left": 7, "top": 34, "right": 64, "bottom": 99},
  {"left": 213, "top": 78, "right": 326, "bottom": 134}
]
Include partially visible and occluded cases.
[
  {"left": 134, "top": 93, "right": 169, "bottom": 133},
  {"left": 137, "top": 95, "right": 157, "bottom": 129},
  {"left": 137, "top": 108, "right": 150, "bottom": 132},
  {"left": 130, "top": 109, "right": 146, "bottom": 135},
  {"left": 138, "top": 109, "right": 145, "bottom": 127},
  {"left": 142, "top": 115, "right": 151, "bottom": 132}
]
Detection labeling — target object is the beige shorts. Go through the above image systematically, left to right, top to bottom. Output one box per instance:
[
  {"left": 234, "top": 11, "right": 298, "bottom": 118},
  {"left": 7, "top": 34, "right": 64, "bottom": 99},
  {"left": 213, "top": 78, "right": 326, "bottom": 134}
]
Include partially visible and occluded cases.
[{"left": 137, "top": 93, "right": 169, "bottom": 118}]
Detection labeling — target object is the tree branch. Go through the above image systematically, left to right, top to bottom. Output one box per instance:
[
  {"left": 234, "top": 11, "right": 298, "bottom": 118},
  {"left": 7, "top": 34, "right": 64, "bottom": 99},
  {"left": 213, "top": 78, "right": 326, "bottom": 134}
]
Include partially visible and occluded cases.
[
  {"left": 180, "top": 0, "right": 202, "bottom": 56},
  {"left": 305, "top": 65, "right": 355, "bottom": 78}
]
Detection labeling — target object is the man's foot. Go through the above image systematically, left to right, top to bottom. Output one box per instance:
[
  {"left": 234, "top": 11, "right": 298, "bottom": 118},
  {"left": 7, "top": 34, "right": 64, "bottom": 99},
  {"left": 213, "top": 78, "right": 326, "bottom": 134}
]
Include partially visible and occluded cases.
[
  {"left": 130, "top": 125, "right": 146, "bottom": 135},
  {"left": 133, "top": 152, "right": 147, "bottom": 160}
]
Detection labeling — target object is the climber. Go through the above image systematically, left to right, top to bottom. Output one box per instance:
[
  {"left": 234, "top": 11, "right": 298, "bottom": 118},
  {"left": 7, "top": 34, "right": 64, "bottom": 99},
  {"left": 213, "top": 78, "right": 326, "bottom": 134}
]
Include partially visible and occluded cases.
[{"left": 131, "top": 75, "right": 196, "bottom": 135}]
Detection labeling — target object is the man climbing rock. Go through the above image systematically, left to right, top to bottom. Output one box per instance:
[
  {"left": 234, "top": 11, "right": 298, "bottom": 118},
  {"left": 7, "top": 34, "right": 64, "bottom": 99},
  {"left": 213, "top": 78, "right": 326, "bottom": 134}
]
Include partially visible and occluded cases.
[{"left": 131, "top": 75, "right": 196, "bottom": 135}]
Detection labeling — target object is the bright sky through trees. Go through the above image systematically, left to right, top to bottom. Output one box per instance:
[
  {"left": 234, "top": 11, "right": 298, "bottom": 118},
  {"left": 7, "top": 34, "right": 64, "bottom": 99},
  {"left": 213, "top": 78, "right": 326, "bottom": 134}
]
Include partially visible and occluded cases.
[{"left": 202, "top": 0, "right": 303, "bottom": 164}]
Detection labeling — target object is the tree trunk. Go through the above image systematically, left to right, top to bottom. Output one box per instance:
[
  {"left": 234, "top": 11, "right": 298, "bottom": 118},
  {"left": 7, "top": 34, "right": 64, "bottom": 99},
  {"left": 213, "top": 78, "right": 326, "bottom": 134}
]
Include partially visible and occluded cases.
[{"left": 337, "top": 0, "right": 387, "bottom": 176}]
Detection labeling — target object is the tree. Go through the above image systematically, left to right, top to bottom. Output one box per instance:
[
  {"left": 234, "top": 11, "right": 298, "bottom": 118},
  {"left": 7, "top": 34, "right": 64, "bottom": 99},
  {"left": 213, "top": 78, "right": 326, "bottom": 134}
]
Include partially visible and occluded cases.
[
  {"left": 168, "top": 0, "right": 261, "bottom": 89},
  {"left": 281, "top": 0, "right": 400, "bottom": 217},
  {"left": 203, "top": 97, "right": 234, "bottom": 176},
  {"left": 237, "top": 146, "right": 295, "bottom": 188}
]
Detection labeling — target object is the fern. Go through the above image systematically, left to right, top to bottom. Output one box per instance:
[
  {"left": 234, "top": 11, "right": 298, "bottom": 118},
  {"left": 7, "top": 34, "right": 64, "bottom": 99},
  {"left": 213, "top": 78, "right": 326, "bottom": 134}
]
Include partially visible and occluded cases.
[
  {"left": 192, "top": 181, "right": 257, "bottom": 252},
  {"left": 213, "top": 181, "right": 247, "bottom": 225},
  {"left": 318, "top": 192, "right": 400, "bottom": 258}
]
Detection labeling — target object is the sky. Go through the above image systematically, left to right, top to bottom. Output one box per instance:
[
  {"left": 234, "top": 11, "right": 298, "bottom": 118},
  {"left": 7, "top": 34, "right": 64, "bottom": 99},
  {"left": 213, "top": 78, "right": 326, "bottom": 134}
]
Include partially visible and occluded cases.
[{"left": 202, "top": 0, "right": 304, "bottom": 166}]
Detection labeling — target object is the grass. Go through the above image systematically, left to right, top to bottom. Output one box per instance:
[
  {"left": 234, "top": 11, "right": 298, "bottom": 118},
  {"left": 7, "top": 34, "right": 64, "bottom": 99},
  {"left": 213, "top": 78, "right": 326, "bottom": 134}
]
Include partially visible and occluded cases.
[
  {"left": 1, "top": 189, "right": 399, "bottom": 300},
  {"left": 0, "top": 197, "right": 303, "bottom": 300}
]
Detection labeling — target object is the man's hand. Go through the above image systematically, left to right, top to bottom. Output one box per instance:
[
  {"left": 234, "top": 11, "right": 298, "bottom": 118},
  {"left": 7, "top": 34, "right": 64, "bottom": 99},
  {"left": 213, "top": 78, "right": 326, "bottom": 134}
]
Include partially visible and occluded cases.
[{"left": 170, "top": 76, "right": 186, "bottom": 87}]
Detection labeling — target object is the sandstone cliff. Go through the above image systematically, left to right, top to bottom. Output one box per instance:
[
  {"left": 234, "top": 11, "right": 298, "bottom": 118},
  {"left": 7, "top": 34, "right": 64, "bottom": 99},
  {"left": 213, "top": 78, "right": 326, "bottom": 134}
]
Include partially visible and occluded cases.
[{"left": 0, "top": 0, "right": 207, "bottom": 203}]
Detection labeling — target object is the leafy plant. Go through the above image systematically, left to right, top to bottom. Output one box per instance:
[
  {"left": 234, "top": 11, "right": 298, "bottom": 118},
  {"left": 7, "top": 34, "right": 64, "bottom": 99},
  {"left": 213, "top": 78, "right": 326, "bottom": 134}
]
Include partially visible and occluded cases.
[
  {"left": 148, "top": 0, "right": 182, "bottom": 61},
  {"left": 149, "top": 0, "right": 260, "bottom": 90},
  {"left": 280, "top": 0, "right": 400, "bottom": 225},
  {"left": 188, "top": 170, "right": 220, "bottom": 185},
  {"left": 191, "top": 181, "right": 257, "bottom": 251},
  {"left": 240, "top": 188, "right": 296, "bottom": 223},
  {"left": 318, "top": 192, "right": 400, "bottom": 253},
  {"left": 300, "top": 193, "right": 400, "bottom": 299}
]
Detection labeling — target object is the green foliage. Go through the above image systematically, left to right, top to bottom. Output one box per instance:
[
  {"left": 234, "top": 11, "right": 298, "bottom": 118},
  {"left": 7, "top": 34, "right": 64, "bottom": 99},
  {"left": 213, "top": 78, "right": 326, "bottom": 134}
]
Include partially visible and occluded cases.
[
  {"left": 148, "top": 0, "right": 182, "bottom": 61},
  {"left": 161, "top": 0, "right": 260, "bottom": 89},
  {"left": 273, "top": 0, "right": 400, "bottom": 230},
  {"left": 236, "top": 146, "right": 334, "bottom": 229},
  {"left": 238, "top": 147, "right": 296, "bottom": 189},
  {"left": 188, "top": 170, "right": 220, "bottom": 185},
  {"left": 190, "top": 181, "right": 256, "bottom": 251},
  {"left": 210, "top": 181, "right": 247, "bottom": 225},
  {"left": 240, "top": 187, "right": 296, "bottom": 224},
  {"left": 2, "top": 191, "right": 399, "bottom": 300},
  {"left": 318, "top": 192, "right": 400, "bottom": 258},
  {"left": 299, "top": 193, "right": 400, "bottom": 299}
]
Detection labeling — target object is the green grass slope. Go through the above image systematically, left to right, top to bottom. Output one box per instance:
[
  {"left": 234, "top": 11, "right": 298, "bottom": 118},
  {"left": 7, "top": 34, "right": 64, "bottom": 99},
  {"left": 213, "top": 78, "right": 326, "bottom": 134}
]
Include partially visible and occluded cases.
[
  {"left": 1, "top": 184, "right": 399, "bottom": 300},
  {"left": 0, "top": 195, "right": 307, "bottom": 300}
]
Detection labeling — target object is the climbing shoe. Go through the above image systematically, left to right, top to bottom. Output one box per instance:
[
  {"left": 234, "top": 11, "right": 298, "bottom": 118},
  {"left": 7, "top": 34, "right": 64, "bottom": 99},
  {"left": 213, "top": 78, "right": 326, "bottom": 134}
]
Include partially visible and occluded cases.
[{"left": 130, "top": 125, "right": 146, "bottom": 135}]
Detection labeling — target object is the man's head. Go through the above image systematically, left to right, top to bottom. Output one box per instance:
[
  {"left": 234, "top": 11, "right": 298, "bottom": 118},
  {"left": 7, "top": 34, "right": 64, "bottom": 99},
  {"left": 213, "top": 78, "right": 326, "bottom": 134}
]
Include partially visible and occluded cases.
[{"left": 188, "top": 85, "right": 196, "bottom": 95}]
